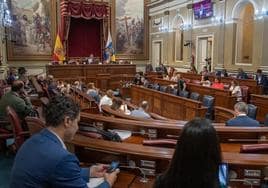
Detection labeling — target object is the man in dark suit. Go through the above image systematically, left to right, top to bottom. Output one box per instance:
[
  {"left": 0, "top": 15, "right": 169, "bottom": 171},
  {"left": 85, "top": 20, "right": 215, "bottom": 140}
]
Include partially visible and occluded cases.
[
  {"left": 236, "top": 68, "right": 248, "bottom": 79},
  {"left": 256, "top": 69, "right": 268, "bottom": 94},
  {"left": 10, "top": 96, "right": 119, "bottom": 188},
  {"left": 226, "top": 102, "right": 259, "bottom": 127}
]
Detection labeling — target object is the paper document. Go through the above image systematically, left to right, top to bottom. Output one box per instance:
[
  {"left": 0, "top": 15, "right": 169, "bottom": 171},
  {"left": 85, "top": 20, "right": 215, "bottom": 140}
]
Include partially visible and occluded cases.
[{"left": 87, "top": 177, "right": 104, "bottom": 188}]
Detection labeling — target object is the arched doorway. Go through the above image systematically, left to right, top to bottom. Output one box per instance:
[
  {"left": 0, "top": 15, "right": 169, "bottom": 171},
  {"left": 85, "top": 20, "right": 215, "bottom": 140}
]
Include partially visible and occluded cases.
[{"left": 232, "top": 0, "right": 256, "bottom": 65}]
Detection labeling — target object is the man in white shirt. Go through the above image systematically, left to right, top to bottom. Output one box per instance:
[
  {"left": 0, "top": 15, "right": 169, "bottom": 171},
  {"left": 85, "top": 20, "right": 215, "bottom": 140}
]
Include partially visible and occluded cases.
[{"left": 99, "top": 90, "right": 114, "bottom": 111}]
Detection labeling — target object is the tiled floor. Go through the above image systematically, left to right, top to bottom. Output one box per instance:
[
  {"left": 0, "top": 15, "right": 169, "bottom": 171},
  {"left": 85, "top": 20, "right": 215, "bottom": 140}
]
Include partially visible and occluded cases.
[{"left": 0, "top": 154, "right": 14, "bottom": 188}]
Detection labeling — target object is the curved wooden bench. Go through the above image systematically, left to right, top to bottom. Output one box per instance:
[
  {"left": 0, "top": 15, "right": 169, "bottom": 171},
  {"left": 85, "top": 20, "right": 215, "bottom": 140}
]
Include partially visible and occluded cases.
[
  {"left": 101, "top": 105, "right": 184, "bottom": 124},
  {"left": 214, "top": 106, "right": 236, "bottom": 124}
]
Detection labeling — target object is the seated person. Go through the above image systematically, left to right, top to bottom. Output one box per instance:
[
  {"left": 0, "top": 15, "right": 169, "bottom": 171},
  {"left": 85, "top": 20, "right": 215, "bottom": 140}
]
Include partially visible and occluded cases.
[
  {"left": 87, "top": 54, "right": 94, "bottom": 64},
  {"left": 157, "top": 63, "right": 168, "bottom": 75},
  {"left": 200, "top": 66, "right": 209, "bottom": 76},
  {"left": 6, "top": 67, "right": 17, "bottom": 85},
  {"left": 18, "top": 67, "right": 28, "bottom": 85},
  {"left": 167, "top": 67, "right": 175, "bottom": 80},
  {"left": 236, "top": 68, "right": 248, "bottom": 79},
  {"left": 215, "top": 69, "right": 228, "bottom": 77},
  {"left": 221, "top": 69, "right": 228, "bottom": 77},
  {"left": 170, "top": 71, "right": 178, "bottom": 82},
  {"left": 133, "top": 73, "right": 142, "bottom": 85},
  {"left": 176, "top": 74, "right": 187, "bottom": 95},
  {"left": 47, "top": 75, "right": 59, "bottom": 96},
  {"left": 200, "top": 75, "right": 211, "bottom": 87},
  {"left": 211, "top": 77, "right": 224, "bottom": 90},
  {"left": 0, "top": 80, "right": 34, "bottom": 122},
  {"left": 74, "top": 80, "right": 83, "bottom": 91},
  {"left": 229, "top": 80, "right": 242, "bottom": 102},
  {"left": 86, "top": 82, "right": 100, "bottom": 103},
  {"left": 99, "top": 90, "right": 114, "bottom": 109},
  {"left": 10, "top": 96, "right": 119, "bottom": 188},
  {"left": 111, "top": 98, "right": 131, "bottom": 115},
  {"left": 131, "top": 101, "right": 151, "bottom": 119},
  {"left": 226, "top": 102, "right": 259, "bottom": 127},
  {"left": 154, "top": 118, "right": 222, "bottom": 188}
]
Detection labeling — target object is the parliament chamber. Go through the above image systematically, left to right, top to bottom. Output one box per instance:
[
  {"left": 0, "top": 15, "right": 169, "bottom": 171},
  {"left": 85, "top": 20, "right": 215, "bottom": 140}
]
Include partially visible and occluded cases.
[{"left": 1, "top": 0, "right": 268, "bottom": 187}]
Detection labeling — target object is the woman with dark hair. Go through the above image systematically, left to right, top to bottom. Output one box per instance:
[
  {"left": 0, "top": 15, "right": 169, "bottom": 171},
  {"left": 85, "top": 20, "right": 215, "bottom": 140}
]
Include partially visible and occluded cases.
[
  {"left": 212, "top": 77, "right": 224, "bottom": 90},
  {"left": 154, "top": 118, "right": 222, "bottom": 188}
]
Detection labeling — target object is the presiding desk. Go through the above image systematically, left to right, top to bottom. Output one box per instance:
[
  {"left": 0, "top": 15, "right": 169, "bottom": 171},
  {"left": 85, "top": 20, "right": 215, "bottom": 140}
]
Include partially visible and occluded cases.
[{"left": 46, "top": 64, "right": 136, "bottom": 90}]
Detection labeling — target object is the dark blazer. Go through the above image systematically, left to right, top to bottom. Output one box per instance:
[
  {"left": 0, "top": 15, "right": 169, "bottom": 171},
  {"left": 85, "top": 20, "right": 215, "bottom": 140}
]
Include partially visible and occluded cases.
[
  {"left": 237, "top": 72, "right": 248, "bottom": 79},
  {"left": 256, "top": 74, "right": 268, "bottom": 86},
  {"left": 226, "top": 115, "right": 260, "bottom": 127},
  {"left": 10, "top": 129, "right": 110, "bottom": 188}
]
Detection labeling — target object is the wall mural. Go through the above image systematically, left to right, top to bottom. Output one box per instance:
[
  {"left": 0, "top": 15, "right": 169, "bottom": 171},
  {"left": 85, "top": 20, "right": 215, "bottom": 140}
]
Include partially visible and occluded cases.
[
  {"left": 7, "top": 0, "right": 56, "bottom": 61},
  {"left": 113, "top": 0, "right": 148, "bottom": 60}
]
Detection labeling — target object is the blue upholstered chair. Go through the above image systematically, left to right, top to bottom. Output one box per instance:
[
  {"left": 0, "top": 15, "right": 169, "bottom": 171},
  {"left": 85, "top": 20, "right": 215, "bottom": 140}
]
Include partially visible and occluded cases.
[
  {"left": 152, "top": 83, "right": 160, "bottom": 91},
  {"left": 160, "top": 85, "right": 167, "bottom": 92},
  {"left": 172, "top": 88, "right": 178, "bottom": 96},
  {"left": 179, "top": 90, "right": 189, "bottom": 98},
  {"left": 190, "top": 92, "right": 200, "bottom": 101},
  {"left": 202, "top": 95, "right": 215, "bottom": 119},
  {"left": 247, "top": 104, "right": 257, "bottom": 120},
  {"left": 264, "top": 114, "right": 268, "bottom": 126}
]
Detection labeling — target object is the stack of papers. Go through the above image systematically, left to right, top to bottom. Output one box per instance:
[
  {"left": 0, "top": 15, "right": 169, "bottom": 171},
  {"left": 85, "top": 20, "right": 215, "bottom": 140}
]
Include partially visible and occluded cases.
[{"left": 87, "top": 177, "right": 104, "bottom": 188}]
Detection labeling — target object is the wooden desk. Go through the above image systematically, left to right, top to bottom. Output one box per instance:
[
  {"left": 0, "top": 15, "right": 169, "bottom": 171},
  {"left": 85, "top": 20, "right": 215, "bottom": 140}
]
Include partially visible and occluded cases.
[
  {"left": 46, "top": 64, "right": 136, "bottom": 90},
  {"left": 180, "top": 72, "right": 263, "bottom": 95},
  {"left": 150, "top": 77, "right": 236, "bottom": 109},
  {"left": 130, "top": 85, "right": 207, "bottom": 120},
  {"left": 251, "top": 94, "right": 268, "bottom": 122},
  {"left": 80, "top": 112, "right": 268, "bottom": 143},
  {"left": 70, "top": 134, "right": 268, "bottom": 188},
  {"left": 113, "top": 172, "right": 154, "bottom": 188}
]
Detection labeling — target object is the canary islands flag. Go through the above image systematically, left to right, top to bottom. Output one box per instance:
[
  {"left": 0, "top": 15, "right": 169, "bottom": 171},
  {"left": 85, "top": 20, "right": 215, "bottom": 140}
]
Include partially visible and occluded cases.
[
  {"left": 104, "top": 31, "right": 116, "bottom": 62},
  {"left": 52, "top": 33, "right": 65, "bottom": 62}
]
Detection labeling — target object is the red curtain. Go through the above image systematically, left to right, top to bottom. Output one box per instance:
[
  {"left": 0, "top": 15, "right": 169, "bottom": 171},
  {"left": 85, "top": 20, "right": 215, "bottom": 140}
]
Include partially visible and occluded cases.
[
  {"left": 60, "top": 0, "right": 109, "bottom": 58},
  {"left": 68, "top": 1, "right": 108, "bottom": 19},
  {"left": 67, "top": 18, "right": 101, "bottom": 57}
]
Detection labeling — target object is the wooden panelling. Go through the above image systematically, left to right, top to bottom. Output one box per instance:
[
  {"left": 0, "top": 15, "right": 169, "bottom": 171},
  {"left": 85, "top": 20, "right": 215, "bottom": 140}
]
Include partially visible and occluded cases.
[
  {"left": 46, "top": 64, "right": 136, "bottom": 90},
  {"left": 131, "top": 85, "right": 207, "bottom": 120},
  {"left": 251, "top": 94, "right": 268, "bottom": 122}
]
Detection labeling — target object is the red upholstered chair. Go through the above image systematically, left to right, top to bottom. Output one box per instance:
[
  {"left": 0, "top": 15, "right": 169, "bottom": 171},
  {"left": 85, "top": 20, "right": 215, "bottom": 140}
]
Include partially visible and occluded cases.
[
  {"left": 6, "top": 106, "right": 29, "bottom": 150},
  {"left": 25, "top": 117, "right": 46, "bottom": 136}
]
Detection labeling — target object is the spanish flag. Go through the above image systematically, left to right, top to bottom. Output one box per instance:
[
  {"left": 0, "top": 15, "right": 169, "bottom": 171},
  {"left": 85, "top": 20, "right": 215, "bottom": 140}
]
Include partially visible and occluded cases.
[{"left": 52, "top": 33, "right": 65, "bottom": 63}]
